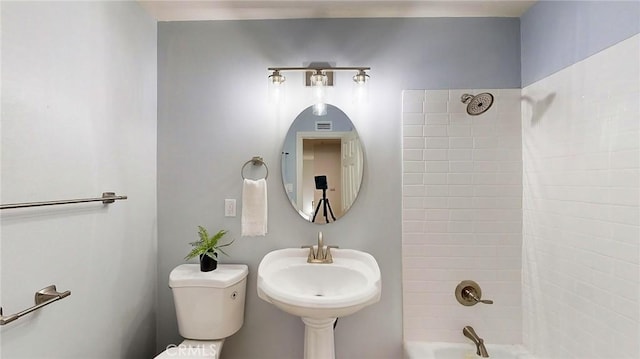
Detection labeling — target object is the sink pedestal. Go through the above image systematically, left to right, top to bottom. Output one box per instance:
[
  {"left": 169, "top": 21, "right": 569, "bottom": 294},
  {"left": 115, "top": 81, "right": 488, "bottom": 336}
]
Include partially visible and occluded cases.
[{"left": 301, "top": 317, "right": 337, "bottom": 359}]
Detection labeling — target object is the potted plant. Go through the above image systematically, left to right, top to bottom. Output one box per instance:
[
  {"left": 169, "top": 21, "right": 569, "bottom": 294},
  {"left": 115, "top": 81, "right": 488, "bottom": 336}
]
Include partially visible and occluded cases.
[{"left": 185, "top": 226, "right": 234, "bottom": 272}]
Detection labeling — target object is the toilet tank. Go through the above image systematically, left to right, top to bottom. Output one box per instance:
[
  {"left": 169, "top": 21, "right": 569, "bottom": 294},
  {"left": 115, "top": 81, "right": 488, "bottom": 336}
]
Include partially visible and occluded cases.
[{"left": 170, "top": 264, "right": 249, "bottom": 340}]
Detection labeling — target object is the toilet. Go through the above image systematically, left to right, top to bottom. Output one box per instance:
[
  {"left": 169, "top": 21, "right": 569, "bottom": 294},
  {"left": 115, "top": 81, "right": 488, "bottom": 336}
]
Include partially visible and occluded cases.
[{"left": 155, "top": 263, "right": 249, "bottom": 359}]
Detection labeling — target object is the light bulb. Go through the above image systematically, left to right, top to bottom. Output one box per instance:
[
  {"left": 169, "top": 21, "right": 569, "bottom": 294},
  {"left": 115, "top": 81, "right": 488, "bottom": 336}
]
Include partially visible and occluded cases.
[{"left": 268, "top": 70, "right": 286, "bottom": 105}]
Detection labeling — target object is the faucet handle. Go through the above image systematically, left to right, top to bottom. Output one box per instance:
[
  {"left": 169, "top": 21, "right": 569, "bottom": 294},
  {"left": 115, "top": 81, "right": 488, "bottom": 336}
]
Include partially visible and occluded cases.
[
  {"left": 301, "top": 245, "right": 315, "bottom": 260},
  {"left": 325, "top": 246, "right": 339, "bottom": 263},
  {"left": 455, "top": 280, "right": 493, "bottom": 306}
]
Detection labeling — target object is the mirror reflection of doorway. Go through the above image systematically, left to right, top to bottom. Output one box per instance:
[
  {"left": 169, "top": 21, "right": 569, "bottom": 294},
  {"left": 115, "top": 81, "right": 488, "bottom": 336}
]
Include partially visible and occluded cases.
[{"left": 302, "top": 139, "right": 342, "bottom": 220}]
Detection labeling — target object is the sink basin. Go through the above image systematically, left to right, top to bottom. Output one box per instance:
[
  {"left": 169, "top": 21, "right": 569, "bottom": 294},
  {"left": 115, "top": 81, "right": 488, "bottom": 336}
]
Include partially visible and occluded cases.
[
  {"left": 257, "top": 247, "right": 381, "bottom": 318},
  {"left": 257, "top": 247, "right": 381, "bottom": 359}
]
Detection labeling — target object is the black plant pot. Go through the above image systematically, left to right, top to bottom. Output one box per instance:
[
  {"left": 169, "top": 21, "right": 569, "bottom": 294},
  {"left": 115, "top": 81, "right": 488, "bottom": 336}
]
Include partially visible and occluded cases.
[{"left": 199, "top": 253, "right": 218, "bottom": 272}]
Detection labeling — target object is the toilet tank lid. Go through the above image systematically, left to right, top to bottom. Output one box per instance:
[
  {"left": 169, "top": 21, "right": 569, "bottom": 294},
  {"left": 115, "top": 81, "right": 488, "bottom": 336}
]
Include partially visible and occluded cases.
[{"left": 170, "top": 264, "right": 248, "bottom": 288}]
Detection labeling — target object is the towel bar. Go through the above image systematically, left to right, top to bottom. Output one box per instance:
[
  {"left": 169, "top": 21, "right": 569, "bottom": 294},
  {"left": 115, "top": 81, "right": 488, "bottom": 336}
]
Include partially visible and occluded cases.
[
  {"left": 241, "top": 156, "right": 269, "bottom": 180},
  {"left": 0, "top": 192, "right": 127, "bottom": 210},
  {"left": 0, "top": 285, "right": 71, "bottom": 325}
]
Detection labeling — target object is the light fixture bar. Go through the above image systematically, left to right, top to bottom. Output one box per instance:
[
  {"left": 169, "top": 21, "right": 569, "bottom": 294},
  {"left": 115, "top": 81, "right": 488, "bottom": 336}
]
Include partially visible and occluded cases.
[{"left": 267, "top": 67, "right": 370, "bottom": 71}]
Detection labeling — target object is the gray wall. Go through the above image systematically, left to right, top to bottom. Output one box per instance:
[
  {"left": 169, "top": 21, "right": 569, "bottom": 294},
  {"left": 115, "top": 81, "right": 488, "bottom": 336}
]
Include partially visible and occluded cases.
[
  {"left": 521, "top": 0, "right": 640, "bottom": 86},
  {"left": 1, "top": 2, "right": 157, "bottom": 358},
  {"left": 157, "top": 17, "right": 520, "bottom": 358}
]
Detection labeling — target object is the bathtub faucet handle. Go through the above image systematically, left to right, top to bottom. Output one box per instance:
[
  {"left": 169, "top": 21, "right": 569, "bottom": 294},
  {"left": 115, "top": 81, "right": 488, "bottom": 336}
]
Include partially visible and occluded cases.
[
  {"left": 455, "top": 280, "right": 493, "bottom": 306},
  {"left": 465, "top": 288, "right": 493, "bottom": 304}
]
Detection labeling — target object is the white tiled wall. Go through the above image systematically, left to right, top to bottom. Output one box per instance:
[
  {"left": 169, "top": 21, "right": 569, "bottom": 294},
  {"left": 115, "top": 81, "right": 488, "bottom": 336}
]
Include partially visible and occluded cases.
[
  {"left": 522, "top": 34, "right": 640, "bottom": 359},
  {"left": 402, "top": 89, "right": 523, "bottom": 343}
]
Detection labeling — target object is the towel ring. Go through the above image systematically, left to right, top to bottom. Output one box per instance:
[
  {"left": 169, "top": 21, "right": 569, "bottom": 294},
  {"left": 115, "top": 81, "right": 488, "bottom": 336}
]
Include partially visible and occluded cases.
[{"left": 241, "top": 156, "right": 269, "bottom": 180}]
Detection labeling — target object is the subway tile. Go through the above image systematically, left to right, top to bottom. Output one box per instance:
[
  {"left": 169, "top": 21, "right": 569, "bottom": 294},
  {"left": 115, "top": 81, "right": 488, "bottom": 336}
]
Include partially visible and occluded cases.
[
  {"left": 403, "top": 90, "right": 425, "bottom": 104},
  {"left": 425, "top": 90, "right": 450, "bottom": 102},
  {"left": 403, "top": 101, "right": 424, "bottom": 113},
  {"left": 425, "top": 101, "right": 448, "bottom": 113},
  {"left": 403, "top": 112, "right": 425, "bottom": 125},
  {"left": 425, "top": 113, "right": 450, "bottom": 125},
  {"left": 449, "top": 113, "right": 472, "bottom": 125},
  {"left": 403, "top": 125, "right": 424, "bottom": 137},
  {"left": 423, "top": 125, "right": 448, "bottom": 137},
  {"left": 447, "top": 125, "right": 471, "bottom": 137},
  {"left": 403, "top": 137, "right": 425, "bottom": 149},
  {"left": 425, "top": 137, "right": 449, "bottom": 149},
  {"left": 449, "top": 137, "right": 474, "bottom": 148},
  {"left": 474, "top": 137, "right": 499, "bottom": 148},
  {"left": 403, "top": 149, "right": 423, "bottom": 161},
  {"left": 423, "top": 149, "right": 448, "bottom": 160},
  {"left": 448, "top": 149, "right": 472, "bottom": 160},
  {"left": 611, "top": 150, "right": 639, "bottom": 169},
  {"left": 404, "top": 161, "right": 425, "bottom": 173},
  {"left": 425, "top": 161, "right": 449, "bottom": 173},
  {"left": 449, "top": 161, "right": 474, "bottom": 172},
  {"left": 473, "top": 161, "right": 500, "bottom": 172},
  {"left": 403, "top": 173, "right": 423, "bottom": 185},
  {"left": 423, "top": 173, "right": 448, "bottom": 184},
  {"left": 448, "top": 173, "right": 474, "bottom": 185},
  {"left": 403, "top": 185, "right": 426, "bottom": 197},
  {"left": 425, "top": 185, "right": 448, "bottom": 197},
  {"left": 448, "top": 185, "right": 474, "bottom": 197},
  {"left": 403, "top": 197, "right": 423, "bottom": 209},
  {"left": 423, "top": 197, "right": 448, "bottom": 209},
  {"left": 448, "top": 197, "right": 472, "bottom": 208},
  {"left": 403, "top": 209, "right": 426, "bottom": 221},
  {"left": 425, "top": 209, "right": 450, "bottom": 221},
  {"left": 403, "top": 221, "right": 425, "bottom": 233},
  {"left": 425, "top": 221, "right": 449, "bottom": 233}
]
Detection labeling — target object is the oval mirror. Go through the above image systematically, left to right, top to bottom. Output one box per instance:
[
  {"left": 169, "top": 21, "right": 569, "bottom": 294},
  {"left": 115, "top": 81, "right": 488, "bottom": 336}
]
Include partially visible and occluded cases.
[{"left": 281, "top": 104, "right": 364, "bottom": 224}]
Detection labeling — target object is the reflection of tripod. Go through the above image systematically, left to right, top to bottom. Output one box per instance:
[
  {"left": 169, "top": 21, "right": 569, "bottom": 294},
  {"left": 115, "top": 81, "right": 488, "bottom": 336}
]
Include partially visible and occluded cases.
[{"left": 312, "top": 188, "right": 336, "bottom": 223}]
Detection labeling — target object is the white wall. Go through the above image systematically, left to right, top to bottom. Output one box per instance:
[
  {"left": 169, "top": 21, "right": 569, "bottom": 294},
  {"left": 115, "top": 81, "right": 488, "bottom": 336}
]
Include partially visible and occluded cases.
[
  {"left": 0, "top": 2, "right": 157, "bottom": 358},
  {"left": 522, "top": 34, "right": 640, "bottom": 359},
  {"left": 401, "top": 89, "right": 523, "bottom": 343}
]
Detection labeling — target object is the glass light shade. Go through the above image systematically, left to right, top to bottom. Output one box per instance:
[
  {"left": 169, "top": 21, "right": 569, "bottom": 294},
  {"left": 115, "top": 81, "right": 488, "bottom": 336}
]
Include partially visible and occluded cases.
[
  {"left": 353, "top": 70, "right": 369, "bottom": 84},
  {"left": 269, "top": 71, "right": 286, "bottom": 85},
  {"left": 310, "top": 72, "right": 328, "bottom": 86},
  {"left": 268, "top": 73, "right": 286, "bottom": 105},
  {"left": 352, "top": 74, "right": 369, "bottom": 104},
  {"left": 312, "top": 75, "right": 327, "bottom": 116}
]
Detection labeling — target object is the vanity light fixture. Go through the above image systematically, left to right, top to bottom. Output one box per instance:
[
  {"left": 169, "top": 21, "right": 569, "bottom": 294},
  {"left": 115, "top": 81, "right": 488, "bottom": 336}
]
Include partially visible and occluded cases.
[
  {"left": 268, "top": 65, "right": 370, "bottom": 115},
  {"left": 267, "top": 66, "right": 371, "bottom": 87}
]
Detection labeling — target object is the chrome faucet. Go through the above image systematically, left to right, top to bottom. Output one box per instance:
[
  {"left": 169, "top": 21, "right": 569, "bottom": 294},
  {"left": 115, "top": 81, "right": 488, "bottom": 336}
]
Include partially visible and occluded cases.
[
  {"left": 302, "top": 232, "right": 338, "bottom": 263},
  {"left": 463, "top": 326, "right": 489, "bottom": 357}
]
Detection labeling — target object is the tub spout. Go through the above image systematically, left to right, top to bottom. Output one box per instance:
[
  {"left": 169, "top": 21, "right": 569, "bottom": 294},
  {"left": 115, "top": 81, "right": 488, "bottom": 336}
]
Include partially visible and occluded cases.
[{"left": 463, "top": 326, "right": 489, "bottom": 357}]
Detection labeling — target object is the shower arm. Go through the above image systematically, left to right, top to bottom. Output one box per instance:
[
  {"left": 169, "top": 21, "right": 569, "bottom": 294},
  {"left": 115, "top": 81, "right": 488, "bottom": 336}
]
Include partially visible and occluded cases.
[{"left": 460, "top": 94, "right": 474, "bottom": 104}]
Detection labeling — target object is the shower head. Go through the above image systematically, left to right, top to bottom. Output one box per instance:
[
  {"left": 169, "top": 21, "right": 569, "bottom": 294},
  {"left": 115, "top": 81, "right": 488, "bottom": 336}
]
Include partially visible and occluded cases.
[{"left": 461, "top": 92, "right": 494, "bottom": 116}]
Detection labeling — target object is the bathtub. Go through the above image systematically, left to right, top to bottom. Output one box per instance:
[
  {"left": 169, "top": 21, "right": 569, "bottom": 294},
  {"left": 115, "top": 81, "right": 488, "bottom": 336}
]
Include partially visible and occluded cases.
[{"left": 404, "top": 342, "right": 536, "bottom": 359}]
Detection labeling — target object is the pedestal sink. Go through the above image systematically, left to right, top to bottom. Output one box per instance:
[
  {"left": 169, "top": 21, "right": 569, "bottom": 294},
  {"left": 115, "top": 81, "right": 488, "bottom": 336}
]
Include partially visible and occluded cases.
[{"left": 257, "top": 247, "right": 381, "bottom": 359}]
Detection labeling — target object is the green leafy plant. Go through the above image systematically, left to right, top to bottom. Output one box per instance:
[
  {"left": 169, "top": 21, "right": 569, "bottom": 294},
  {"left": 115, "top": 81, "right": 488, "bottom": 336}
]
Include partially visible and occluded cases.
[{"left": 185, "top": 226, "right": 234, "bottom": 261}]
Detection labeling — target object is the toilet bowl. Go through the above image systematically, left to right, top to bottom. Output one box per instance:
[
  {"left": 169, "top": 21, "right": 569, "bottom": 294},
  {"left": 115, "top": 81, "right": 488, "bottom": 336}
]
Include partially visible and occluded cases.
[{"left": 155, "top": 264, "right": 249, "bottom": 359}]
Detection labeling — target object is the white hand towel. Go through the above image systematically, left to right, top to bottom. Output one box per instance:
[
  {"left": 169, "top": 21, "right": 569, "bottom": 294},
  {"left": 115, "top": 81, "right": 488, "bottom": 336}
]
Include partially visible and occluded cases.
[{"left": 241, "top": 178, "right": 268, "bottom": 236}]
